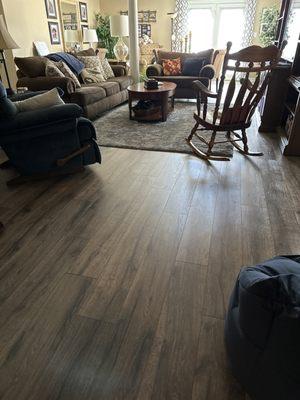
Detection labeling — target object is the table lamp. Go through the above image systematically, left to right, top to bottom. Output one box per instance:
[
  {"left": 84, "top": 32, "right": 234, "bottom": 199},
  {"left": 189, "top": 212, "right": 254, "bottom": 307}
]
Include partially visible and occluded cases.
[
  {"left": 0, "top": 14, "right": 19, "bottom": 90},
  {"left": 109, "top": 15, "right": 129, "bottom": 61},
  {"left": 83, "top": 28, "right": 98, "bottom": 49},
  {"left": 64, "top": 29, "right": 81, "bottom": 50}
]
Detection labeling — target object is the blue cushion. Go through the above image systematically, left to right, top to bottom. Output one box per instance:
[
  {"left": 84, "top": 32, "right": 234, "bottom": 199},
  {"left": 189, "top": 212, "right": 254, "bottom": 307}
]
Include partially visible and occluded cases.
[
  {"left": 182, "top": 58, "right": 204, "bottom": 76},
  {"left": 0, "top": 81, "right": 18, "bottom": 120}
]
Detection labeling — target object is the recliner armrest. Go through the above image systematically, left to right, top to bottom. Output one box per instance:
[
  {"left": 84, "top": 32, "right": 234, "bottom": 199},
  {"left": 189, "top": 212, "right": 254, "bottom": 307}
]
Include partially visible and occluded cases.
[
  {"left": 146, "top": 64, "right": 163, "bottom": 77},
  {"left": 199, "top": 64, "right": 216, "bottom": 80},
  {"left": 111, "top": 65, "right": 127, "bottom": 77},
  {"left": 17, "top": 76, "right": 76, "bottom": 95},
  {"left": 0, "top": 104, "right": 83, "bottom": 136}
]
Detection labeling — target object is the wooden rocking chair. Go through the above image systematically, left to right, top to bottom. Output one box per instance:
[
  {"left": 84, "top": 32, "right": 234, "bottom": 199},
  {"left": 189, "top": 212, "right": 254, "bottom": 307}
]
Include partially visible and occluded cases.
[{"left": 186, "top": 41, "right": 286, "bottom": 161}]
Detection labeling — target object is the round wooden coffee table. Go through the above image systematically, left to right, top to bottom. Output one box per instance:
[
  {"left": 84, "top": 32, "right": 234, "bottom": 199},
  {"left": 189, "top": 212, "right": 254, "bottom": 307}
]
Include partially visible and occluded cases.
[{"left": 128, "top": 82, "right": 177, "bottom": 122}]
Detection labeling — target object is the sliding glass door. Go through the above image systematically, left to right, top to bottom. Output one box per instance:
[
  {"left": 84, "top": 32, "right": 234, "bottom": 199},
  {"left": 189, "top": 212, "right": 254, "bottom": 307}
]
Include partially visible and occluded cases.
[{"left": 188, "top": 2, "right": 245, "bottom": 52}]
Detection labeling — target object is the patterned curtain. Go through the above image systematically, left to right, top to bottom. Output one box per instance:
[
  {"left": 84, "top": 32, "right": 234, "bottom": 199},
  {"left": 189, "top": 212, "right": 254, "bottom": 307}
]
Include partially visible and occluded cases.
[
  {"left": 172, "top": 0, "right": 189, "bottom": 51},
  {"left": 242, "top": 0, "right": 257, "bottom": 48}
]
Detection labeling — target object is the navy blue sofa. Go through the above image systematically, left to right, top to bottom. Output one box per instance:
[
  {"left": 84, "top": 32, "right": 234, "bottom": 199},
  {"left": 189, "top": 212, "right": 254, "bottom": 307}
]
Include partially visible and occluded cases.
[
  {"left": 0, "top": 83, "right": 101, "bottom": 184},
  {"left": 225, "top": 256, "right": 300, "bottom": 400}
]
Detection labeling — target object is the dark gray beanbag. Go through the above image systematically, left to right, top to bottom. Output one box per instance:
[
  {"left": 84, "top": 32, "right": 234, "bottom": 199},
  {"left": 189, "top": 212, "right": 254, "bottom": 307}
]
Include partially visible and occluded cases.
[{"left": 225, "top": 256, "right": 300, "bottom": 400}]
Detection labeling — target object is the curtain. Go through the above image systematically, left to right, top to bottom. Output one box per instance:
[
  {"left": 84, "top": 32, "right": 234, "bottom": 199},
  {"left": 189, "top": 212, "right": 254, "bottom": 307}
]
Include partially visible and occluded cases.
[
  {"left": 172, "top": 0, "right": 189, "bottom": 51},
  {"left": 242, "top": 0, "right": 257, "bottom": 48}
]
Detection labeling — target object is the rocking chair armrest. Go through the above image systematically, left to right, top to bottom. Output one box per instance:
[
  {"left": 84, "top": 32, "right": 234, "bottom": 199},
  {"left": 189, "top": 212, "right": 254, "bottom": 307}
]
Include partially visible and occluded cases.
[{"left": 193, "top": 80, "right": 218, "bottom": 98}]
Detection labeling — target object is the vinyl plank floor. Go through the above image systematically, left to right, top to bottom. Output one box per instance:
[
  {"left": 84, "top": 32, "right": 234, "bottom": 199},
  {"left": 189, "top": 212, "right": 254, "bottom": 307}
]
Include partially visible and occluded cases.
[{"left": 0, "top": 116, "right": 299, "bottom": 400}]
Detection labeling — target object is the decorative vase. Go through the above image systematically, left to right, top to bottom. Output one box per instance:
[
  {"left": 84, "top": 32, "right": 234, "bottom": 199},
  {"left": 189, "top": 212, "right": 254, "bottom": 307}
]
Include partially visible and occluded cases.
[{"left": 113, "top": 37, "right": 128, "bottom": 61}]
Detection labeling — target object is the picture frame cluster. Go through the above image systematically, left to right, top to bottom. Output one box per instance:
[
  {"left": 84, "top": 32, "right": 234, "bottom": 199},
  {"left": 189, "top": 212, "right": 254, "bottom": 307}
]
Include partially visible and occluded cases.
[{"left": 120, "top": 9, "right": 156, "bottom": 38}]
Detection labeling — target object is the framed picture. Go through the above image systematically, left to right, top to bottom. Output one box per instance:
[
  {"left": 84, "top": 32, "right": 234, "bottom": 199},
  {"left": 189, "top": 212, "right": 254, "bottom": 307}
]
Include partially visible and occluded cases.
[
  {"left": 44, "top": 0, "right": 57, "bottom": 19},
  {"left": 79, "top": 2, "right": 88, "bottom": 22},
  {"left": 138, "top": 11, "right": 143, "bottom": 23},
  {"left": 143, "top": 11, "right": 149, "bottom": 23},
  {"left": 149, "top": 11, "right": 157, "bottom": 23},
  {"left": 48, "top": 21, "right": 61, "bottom": 45},
  {"left": 81, "top": 24, "right": 89, "bottom": 43},
  {"left": 140, "top": 24, "right": 151, "bottom": 37}
]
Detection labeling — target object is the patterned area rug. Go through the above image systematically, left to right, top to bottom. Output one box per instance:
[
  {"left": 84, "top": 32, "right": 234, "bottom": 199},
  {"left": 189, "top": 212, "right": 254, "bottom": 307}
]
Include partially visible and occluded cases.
[{"left": 94, "top": 102, "right": 233, "bottom": 157}]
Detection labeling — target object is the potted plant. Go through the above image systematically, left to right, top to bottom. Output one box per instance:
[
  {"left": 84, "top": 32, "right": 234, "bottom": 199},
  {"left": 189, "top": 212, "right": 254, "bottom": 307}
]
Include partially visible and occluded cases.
[
  {"left": 259, "top": 6, "right": 279, "bottom": 47},
  {"left": 95, "top": 14, "right": 118, "bottom": 59}
]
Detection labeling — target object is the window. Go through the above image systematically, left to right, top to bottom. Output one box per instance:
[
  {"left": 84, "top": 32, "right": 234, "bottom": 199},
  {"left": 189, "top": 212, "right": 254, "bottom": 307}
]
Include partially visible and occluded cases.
[
  {"left": 188, "top": 1, "right": 245, "bottom": 52},
  {"left": 283, "top": 1, "right": 300, "bottom": 61}
]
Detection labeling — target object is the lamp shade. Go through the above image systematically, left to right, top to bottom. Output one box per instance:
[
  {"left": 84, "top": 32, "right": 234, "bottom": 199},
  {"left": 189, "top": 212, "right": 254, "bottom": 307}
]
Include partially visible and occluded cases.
[
  {"left": 0, "top": 15, "right": 19, "bottom": 50},
  {"left": 110, "top": 15, "right": 129, "bottom": 37},
  {"left": 83, "top": 28, "right": 98, "bottom": 44},
  {"left": 64, "top": 29, "right": 80, "bottom": 43}
]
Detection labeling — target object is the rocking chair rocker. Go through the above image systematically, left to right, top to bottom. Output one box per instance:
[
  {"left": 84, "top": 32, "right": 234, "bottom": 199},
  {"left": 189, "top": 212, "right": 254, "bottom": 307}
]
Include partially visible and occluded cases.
[{"left": 186, "top": 41, "right": 286, "bottom": 161}]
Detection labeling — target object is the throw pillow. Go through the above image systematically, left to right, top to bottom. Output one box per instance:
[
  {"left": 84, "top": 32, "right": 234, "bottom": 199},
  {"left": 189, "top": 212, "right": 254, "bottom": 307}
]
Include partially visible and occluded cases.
[
  {"left": 77, "top": 55, "right": 107, "bottom": 80},
  {"left": 14, "top": 56, "right": 48, "bottom": 78},
  {"left": 101, "top": 58, "right": 115, "bottom": 79},
  {"left": 162, "top": 58, "right": 181, "bottom": 76},
  {"left": 182, "top": 58, "right": 204, "bottom": 76},
  {"left": 45, "top": 61, "right": 65, "bottom": 78},
  {"left": 56, "top": 61, "right": 81, "bottom": 88},
  {"left": 80, "top": 68, "right": 105, "bottom": 84},
  {"left": 0, "top": 81, "right": 18, "bottom": 120},
  {"left": 14, "top": 88, "right": 65, "bottom": 113}
]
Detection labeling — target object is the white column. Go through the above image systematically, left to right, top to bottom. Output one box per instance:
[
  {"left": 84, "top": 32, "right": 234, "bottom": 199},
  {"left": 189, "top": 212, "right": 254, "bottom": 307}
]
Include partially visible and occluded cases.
[{"left": 128, "top": 0, "right": 139, "bottom": 83}]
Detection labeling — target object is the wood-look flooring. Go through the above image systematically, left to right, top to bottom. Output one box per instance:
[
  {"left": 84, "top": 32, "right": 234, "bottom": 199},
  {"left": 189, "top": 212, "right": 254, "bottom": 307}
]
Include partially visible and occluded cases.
[{"left": 0, "top": 116, "right": 300, "bottom": 400}]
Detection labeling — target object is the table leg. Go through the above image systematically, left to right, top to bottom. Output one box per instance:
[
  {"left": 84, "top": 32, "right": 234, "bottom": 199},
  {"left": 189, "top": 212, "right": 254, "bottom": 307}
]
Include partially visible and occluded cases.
[
  {"left": 161, "top": 93, "right": 169, "bottom": 122},
  {"left": 129, "top": 94, "right": 133, "bottom": 120}
]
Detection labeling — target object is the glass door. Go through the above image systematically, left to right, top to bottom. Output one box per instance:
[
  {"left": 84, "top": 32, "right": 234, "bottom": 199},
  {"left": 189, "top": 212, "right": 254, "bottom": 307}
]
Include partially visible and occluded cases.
[
  {"left": 188, "top": 2, "right": 245, "bottom": 51},
  {"left": 188, "top": 8, "right": 214, "bottom": 51}
]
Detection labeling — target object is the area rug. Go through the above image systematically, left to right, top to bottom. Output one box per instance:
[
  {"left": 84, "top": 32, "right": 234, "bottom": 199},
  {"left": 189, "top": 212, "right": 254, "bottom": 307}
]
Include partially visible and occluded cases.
[{"left": 94, "top": 102, "right": 233, "bottom": 157}]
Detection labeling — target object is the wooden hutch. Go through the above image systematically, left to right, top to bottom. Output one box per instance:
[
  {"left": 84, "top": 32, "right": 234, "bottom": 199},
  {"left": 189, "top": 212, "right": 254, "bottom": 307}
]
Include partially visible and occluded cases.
[{"left": 259, "top": 0, "right": 300, "bottom": 156}]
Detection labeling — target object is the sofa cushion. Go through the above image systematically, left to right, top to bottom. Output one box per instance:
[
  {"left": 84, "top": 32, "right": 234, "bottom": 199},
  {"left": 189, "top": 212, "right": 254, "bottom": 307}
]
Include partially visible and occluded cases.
[
  {"left": 76, "top": 48, "right": 96, "bottom": 57},
  {"left": 154, "top": 49, "right": 214, "bottom": 67},
  {"left": 14, "top": 56, "right": 48, "bottom": 78},
  {"left": 101, "top": 58, "right": 115, "bottom": 79},
  {"left": 162, "top": 58, "right": 182, "bottom": 76},
  {"left": 182, "top": 58, "right": 204, "bottom": 76},
  {"left": 45, "top": 61, "right": 65, "bottom": 79},
  {"left": 56, "top": 61, "right": 81, "bottom": 88},
  {"left": 81, "top": 68, "right": 105, "bottom": 84},
  {"left": 152, "top": 75, "right": 200, "bottom": 89},
  {"left": 107, "top": 76, "right": 133, "bottom": 91},
  {"left": 96, "top": 81, "right": 120, "bottom": 96},
  {"left": 70, "top": 86, "right": 107, "bottom": 106},
  {"left": 14, "top": 88, "right": 65, "bottom": 113}
]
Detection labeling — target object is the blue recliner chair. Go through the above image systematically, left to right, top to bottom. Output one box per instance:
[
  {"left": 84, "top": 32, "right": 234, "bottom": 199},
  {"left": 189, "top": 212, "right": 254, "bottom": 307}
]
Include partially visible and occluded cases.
[
  {"left": 0, "top": 82, "right": 101, "bottom": 185},
  {"left": 225, "top": 256, "right": 300, "bottom": 400}
]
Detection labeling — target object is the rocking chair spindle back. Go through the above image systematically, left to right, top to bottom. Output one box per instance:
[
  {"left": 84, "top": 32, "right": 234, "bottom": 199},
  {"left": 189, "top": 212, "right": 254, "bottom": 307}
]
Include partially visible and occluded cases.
[{"left": 187, "top": 40, "right": 286, "bottom": 161}]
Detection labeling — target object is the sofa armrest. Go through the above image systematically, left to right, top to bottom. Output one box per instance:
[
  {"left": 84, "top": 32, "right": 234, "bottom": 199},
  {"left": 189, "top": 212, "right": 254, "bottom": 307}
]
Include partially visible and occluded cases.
[
  {"left": 146, "top": 64, "right": 163, "bottom": 78},
  {"left": 199, "top": 64, "right": 215, "bottom": 80},
  {"left": 111, "top": 65, "right": 127, "bottom": 77},
  {"left": 17, "top": 76, "right": 76, "bottom": 95},
  {"left": 0, "top": 104, "right": 83, "bottom": 138}
]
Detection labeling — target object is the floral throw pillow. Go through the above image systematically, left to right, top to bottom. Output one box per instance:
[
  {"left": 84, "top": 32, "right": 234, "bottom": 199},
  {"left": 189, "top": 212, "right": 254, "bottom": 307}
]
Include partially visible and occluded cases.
[
  {"left": 77, "top": 55, "right": 106, "bottom": 78},
  {"left": 101, "top": 58, "right": 115, "bottom": 79},
  {"left": 162, "top": 58, "right": 182, "bottom": 76},
  {"left": 45, "top": 61, "right": 65, "bottom": 78},
  {"left": 56, "top": 61, "right": 81, "bottom": 88},
  {"left": 81, "top": 68, "right": 105, "bottom": 84}
]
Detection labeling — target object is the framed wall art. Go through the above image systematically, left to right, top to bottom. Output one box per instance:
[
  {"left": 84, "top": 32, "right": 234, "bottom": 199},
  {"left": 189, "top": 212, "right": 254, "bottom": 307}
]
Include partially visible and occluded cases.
[
  {"left": 44, "top": 0, "right": 57, "bottom": 19},
  {"left": 79, "top": 2, "right": 88, "bottom": 23},
  {"left": 48, "top": 21, "right": 61, "bottom": 44}
]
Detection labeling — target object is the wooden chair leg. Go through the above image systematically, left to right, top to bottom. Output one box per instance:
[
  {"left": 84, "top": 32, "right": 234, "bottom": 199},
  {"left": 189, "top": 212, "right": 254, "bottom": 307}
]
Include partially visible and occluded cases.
[
  {"left": 187, "top": 120, "right": 199, "bottom": 142},
  {"left": 207, "top": 130, "right": 217, "bottom": 156},
  {"left": 228, "top": 130, "right": 263, "bottom": 156}
]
